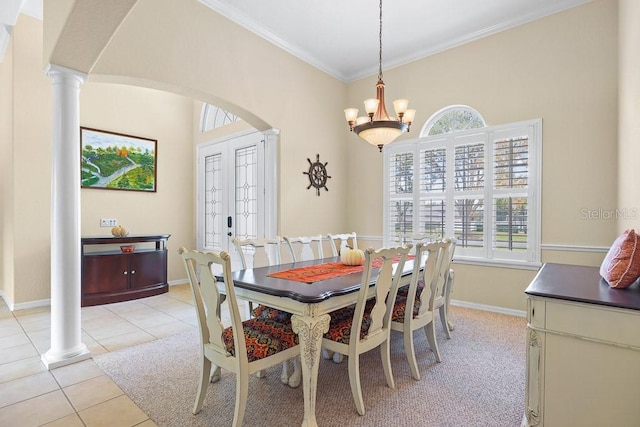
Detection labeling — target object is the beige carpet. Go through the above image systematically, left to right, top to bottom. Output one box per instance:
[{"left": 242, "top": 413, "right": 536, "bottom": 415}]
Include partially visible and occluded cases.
[{"left": 94, "top": 306, "right": 526, "bottom": 426}]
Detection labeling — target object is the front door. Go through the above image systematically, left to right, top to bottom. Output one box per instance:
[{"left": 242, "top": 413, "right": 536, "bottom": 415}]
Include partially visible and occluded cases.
[{"left": 197, "top": 131, "right": 265, "bottom": 270}]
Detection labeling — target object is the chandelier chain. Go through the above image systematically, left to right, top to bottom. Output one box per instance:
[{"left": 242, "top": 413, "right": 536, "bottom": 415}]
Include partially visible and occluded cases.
[{"left": 378, "top": 0, "right": 383, "bottom": 80}]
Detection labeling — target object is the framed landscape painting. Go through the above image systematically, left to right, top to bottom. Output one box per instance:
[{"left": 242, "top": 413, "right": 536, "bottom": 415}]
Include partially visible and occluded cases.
[{"left": 81, "top": 127, "right": 157, "bottom": 192}]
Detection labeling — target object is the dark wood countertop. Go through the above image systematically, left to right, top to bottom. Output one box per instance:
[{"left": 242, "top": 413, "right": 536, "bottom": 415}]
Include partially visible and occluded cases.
[{"left": 525, "top": 263, "right": 640, "bottom": 311}]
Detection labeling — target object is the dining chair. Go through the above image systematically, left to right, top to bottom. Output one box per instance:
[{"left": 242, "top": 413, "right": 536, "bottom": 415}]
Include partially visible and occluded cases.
[
  {"left": 324, "top": 231, "right": 359, "bottom": 364},
  {"left": 325, "top": 231, "right": 360, "bottom": 365},
  {"left": 327, "top": 232, "right": 358, "bottom": 257},
  {"left": 395, "top": 232, "right": 439, "bottom": 254},
  {"left": 283, "top": 235, "right": 324, "bottom": 262},
  {"left": 231, "top": 236, "right": 302, "bottom": 387},
  {"left": 231, "top": 236, "right": 283, "bottom": 315},
  {"left": 231, "top": 236, "right": 282, "bottom": 270},
  {"left": 441, "top": 237, "right": 457, "bottom": 334},
  {"left": 390, "top": 240, "right": 452, "bottom": 380},
  {"left": 321, "top": 244, "right": 411, "bottom": 416},
  {"left": 178, "top": 248, "right": 300, "bottom": 426}
]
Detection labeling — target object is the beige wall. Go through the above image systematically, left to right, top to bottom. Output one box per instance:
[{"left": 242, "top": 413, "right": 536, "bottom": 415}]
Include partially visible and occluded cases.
[
  {"left": 3, "top": 0, "right": 627, "bottom": 312},
  {"left": 618, "top": 0, "right": 640, "bottom": 231},
  {"left": 12, "top": 15, "right": 53, "bottom": 305},
  {"left": 0, "top": 20, "right": 15, "bottom": 303},
  {"left": 80, "top": 83, "right": 194, "bottom": 285}
]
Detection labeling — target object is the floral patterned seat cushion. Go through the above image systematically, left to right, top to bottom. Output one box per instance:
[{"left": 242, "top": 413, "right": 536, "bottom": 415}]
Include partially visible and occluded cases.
[
  {"left": 392, "top": 280, "right": 426, "bottom": 324},
  {"left": 252, "top": 304, "right": 292, "bottom": 322},
  {"left": 323, "top": 304, "right": 373, "bottom": 345},
  {"left": 222, "top": 316, "right": 299, "bottom": 362}
]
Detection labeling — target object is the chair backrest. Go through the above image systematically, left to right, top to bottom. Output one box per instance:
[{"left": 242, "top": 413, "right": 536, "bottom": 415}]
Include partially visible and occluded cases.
[
  {"left": 327, "top": 232, "right": 358, "bottom": 257},
  {"left": 395, "top": 233, "right": 438, "bottom": 254},
  {"left": 283, "top": 235, "right": 324, "bottom": 262},
  {"left": 231, "top": 237, "right": 282, "bottom": 269},
  {"left": 437, "top": 237, "right": 457, "bottom": 300},
  {"left": 413, "top": 239, "right": 455, "bottom": 315},
  {"left": 407, "top": 241, "right": 449, "bottom": 317},
  {"left": 351, "top": 245, "right": 411, "bottom": 343},
  {"left": 178, "top": 247, "right": 248, "bottom": 365}
]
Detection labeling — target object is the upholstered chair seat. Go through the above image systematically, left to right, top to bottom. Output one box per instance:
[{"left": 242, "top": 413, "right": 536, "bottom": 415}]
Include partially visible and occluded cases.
[
  {"left": 392, "top": 281, "right": 425, "bottom": 323},
  {"left": 323, "top": 305, "right": 373, "bottom": 344},
  {"left": 222, "top": 316, "right": 299, "bottom": 362}
]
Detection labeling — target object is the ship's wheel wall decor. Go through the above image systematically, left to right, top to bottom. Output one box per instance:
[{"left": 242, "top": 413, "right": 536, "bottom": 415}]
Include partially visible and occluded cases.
[{"left": 303, "top": 154, "right": 331, "bottom": 196}]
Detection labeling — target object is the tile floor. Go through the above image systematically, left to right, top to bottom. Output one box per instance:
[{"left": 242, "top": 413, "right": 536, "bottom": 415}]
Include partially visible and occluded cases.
[{"left": 0, "top": 284, "right": 244, "bottom": 427}]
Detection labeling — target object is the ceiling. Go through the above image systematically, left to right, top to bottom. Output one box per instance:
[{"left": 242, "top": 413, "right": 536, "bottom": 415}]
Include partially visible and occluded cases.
[
  {"left": 5, "top": 0, "right": 592, "bottom": 82},
  {"left": 201, "top": 0, "right": 592, "bottom": 82}
]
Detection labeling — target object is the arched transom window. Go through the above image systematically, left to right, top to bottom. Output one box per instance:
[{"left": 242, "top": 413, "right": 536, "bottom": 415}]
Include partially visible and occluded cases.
[
  {"left": 200, "top": 103, "right": 241, "bottom": 132},
  {"left": 421, "top": 105, "right": 486, "bottom": 137}
]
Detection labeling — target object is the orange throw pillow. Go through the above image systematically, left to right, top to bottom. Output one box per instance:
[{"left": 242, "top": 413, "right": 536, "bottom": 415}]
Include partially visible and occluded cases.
[{"left": 600, "top": 229, "right": 640, "bottom": 288}]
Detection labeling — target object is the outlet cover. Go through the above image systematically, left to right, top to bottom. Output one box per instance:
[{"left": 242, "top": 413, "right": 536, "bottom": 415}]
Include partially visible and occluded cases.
[{"left": 100, "top": 218, "right": 117, "bottom": 227}]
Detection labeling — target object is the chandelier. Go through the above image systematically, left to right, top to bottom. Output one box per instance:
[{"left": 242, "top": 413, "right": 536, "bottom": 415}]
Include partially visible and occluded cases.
[{"left": 344, "top": 0, "right": 415, "bottom": 152}]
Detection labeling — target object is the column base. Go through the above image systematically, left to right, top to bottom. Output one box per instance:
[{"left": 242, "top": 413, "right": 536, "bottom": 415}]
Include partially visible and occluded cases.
[{"left": 41, "top": 344, "right": 91, "bottom": 370}]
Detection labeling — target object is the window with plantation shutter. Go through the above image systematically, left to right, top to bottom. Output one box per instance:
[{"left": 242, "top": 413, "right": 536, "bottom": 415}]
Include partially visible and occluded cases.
[{"left": 384, "top": 115, "right": 541, "bottom": 268}]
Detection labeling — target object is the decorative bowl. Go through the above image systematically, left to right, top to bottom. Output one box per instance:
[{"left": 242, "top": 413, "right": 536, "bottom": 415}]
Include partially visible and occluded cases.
[{"left": 120, "top": 245, "right": 135, "bottom": 253}]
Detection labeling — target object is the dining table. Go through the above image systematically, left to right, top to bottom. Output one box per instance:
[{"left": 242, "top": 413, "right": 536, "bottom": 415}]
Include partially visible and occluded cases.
[{"left": 229, "top": 255, "right": 418, "bottom": 427}]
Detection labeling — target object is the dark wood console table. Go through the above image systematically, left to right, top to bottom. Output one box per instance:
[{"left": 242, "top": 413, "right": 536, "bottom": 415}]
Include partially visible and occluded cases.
[{"left": 81, "top": 234, "right": 170, "bottom": 306}]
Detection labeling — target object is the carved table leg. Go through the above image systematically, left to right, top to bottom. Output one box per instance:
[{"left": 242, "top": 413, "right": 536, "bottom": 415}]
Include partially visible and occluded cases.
[{"left": 291, "top": 306, "right": 330, "bottom": 427}]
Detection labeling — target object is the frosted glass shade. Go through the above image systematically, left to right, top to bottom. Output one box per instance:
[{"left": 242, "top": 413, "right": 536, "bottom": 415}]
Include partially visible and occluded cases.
[{"left": 357, "top": 125, "right": 403, "bottom": 147}]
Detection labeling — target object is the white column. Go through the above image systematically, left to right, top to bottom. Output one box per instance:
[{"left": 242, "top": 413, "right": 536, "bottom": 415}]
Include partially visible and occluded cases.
[
  {"left": 41, "top": 65, "right": 91, "bottom": 370},
  {"left": 263, "top": 128, "right": 279, "bottom": 238}
]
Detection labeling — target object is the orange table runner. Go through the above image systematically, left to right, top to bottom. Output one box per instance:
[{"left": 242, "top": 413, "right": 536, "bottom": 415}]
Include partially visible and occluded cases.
[{"left": 268, "top": 256, "right": 413, "bottom": 284}]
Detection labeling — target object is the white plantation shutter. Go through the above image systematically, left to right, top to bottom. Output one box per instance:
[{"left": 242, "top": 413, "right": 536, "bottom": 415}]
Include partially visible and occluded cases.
[
  {"left": 384, "top": 119, "right": 541, "bottom": 267},
  {"left": 419, "top": 145, "right": 446, "bottom": 239},
  {"left": 386, "top": 151, "right": 415, "bottom": 245}
]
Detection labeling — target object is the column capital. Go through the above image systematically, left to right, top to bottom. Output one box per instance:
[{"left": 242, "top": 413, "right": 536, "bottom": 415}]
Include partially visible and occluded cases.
[{"left": 45, "top": 64, "right": 87, "bottom": 83}]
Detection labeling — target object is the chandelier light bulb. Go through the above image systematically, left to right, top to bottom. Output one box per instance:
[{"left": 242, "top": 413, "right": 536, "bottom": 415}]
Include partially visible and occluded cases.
[
  {"left": 364, "top": 99, "right": 380, "bottom": 116},
  {"left": 393, "top": 99, "right": 409, "bottom": 115},
  {"left": 403, "top": 109, "right": 416, "bottom": 126}
]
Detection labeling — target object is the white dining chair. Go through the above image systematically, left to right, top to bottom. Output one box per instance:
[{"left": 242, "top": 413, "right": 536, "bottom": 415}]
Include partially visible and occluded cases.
[
  {"left": 324, "top": 232, "right": 358, "bottom": 364},
  {"left": 327, "top": 232, "right": 357, "bottom": 256},
  {"left": 395, "top": 232, "right": 439, "bottom": 254},
  {"left": 283, "top": 235, "right": 324, "bottom": 262},
  {"left": 231, "top": 236, "right": 302, "bottom": 387},
  {"left": 231, "top": 236, "right": 282, "bottom": 270},
  {"left": 231, "top": 236, "right": 282, "bottom": 317},
  {"left": 439, "top": 237, "right": 457, "bottom": 334},
  {"left": 390, "top": 240, "right": 453, "bottom": 380},
  {"left": 321, "top": 245, "right": 411, "bottom": 415},
  {"left": 178, "top": 247, "right": 300, "bottom": 426}
]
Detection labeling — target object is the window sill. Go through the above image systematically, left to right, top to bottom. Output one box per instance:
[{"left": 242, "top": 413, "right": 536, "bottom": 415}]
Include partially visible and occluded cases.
[{"left": 453, "top": 257, "right": 542, "bottom": 270}]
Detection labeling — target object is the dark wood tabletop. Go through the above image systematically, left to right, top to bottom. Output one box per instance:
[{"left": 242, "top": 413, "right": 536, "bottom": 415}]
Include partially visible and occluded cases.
[
  {"left": 231, "top": 256, "right": 416, "bottom": 304},
  {"left": 525, "top": 263, "right": 640, "bottom": 311}
]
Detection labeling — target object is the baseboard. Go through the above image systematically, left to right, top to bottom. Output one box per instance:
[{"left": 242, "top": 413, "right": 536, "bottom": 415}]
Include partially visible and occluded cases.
[
  {"left": 168, "top": 279, "right": 189, "bottom": 286},
  {"left": 0, "top": 290, "right": 14, "bottom": 311},
  {"left": 10, "top": 297, "right": 51, "bottom": 312},
  {"left": 451, "top": 299, "right": 526, "bottom": 318}
]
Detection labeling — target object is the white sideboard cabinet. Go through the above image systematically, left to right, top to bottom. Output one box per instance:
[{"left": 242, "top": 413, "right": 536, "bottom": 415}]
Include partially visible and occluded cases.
[{"left": 523, "top": 263, "right": 640, "bottom": 427}]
